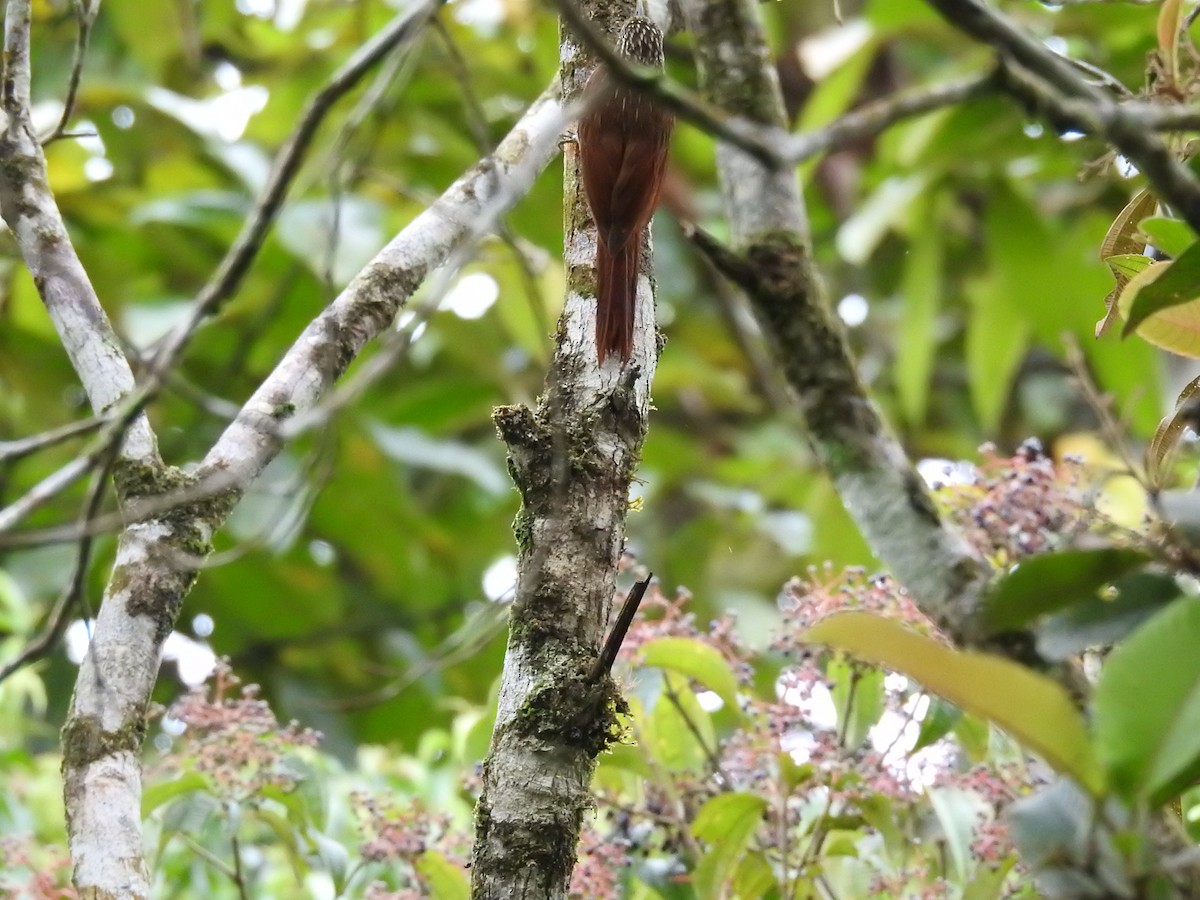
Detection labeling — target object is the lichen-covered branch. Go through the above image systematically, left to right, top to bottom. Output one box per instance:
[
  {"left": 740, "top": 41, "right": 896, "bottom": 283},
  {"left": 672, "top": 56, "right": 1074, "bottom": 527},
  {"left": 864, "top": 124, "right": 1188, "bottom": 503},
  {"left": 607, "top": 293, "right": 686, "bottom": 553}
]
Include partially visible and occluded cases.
[
  {"left": 0, "top": 0, "right": 157, "bottom": 464},
  {"left": 679, "top": 0, "right": 995, "bottom": 643},
  {"left": 470, "top": 3, "right": 660, "bottom": 897},
  {"left": 60, "top": 84, "right": 566, "bottom": 898}
]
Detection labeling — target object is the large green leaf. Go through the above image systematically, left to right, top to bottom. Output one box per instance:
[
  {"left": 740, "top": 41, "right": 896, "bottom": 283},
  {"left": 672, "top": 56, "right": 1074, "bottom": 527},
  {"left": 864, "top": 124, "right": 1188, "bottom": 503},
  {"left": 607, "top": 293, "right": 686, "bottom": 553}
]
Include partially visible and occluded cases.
[
  {"left": 1138, "top": 216, "right": 1195, "bottom": 258},
  {"left": 1122, "top": 240, "right": 1200, "bottom": 336},
  {"left": 965, "top": 272, "right": 1029, "bottom": 433},
  {"left": 981, "top": 547, "right": 1151, "bottom": 634},
  {"left": 1038, "top": 572, "right": 1181, "bottom": 661},
  {"left": 1094, "top": 595, "right": 1200, "bottom": 802},
  {"left": 804, "top": 612, "right": 1103, "bottom": 794},
  {"left": 640, "top": 636, "right": 742, "bottom": 715},
  {"left": 641, "top": 673, "right": 715, "bottom": 774},
  {"left": 142, "top": 771, "right": 210, "bottom": 818},
  {"left": 691, "top": 792, "right": 768, "bottom": 899},
  {"left": 416, "top": 851, "right": 470, "bottom": 900}
]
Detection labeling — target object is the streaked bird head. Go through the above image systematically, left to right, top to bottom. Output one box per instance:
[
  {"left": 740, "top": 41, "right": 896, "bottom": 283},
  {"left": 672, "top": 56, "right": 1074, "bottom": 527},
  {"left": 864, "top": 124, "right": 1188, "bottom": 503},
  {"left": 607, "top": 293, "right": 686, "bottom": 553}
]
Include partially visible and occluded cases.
[{"left": 617, "top": 16, "right": 665, "bottom": 68}]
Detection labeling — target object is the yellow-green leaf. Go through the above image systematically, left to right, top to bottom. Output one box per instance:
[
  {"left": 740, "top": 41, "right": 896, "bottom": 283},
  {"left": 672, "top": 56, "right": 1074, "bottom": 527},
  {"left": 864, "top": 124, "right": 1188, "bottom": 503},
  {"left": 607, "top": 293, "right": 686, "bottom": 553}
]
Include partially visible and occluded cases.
[
  {"left": 1118, "top": 259, "right": 1200, "bottom": 357},
  {"left": 804, "top": 612, "right": 1103, "bottom": 795},
  {"left": 640, "top": 636, "right": 741, "bottom": 715},
  {"left": 691, "top": 792, "right": 768, "bottom": 898},
  {"left": 416, "top": 850, "right": 470, "bottom": 900}
]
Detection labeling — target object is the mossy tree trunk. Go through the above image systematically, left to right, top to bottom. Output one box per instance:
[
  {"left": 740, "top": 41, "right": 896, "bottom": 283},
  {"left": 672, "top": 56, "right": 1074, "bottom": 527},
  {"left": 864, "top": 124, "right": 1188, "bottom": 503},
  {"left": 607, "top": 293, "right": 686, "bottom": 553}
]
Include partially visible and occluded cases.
[{"left": 469, "top": 2, "right": 660, "bottom": 897}]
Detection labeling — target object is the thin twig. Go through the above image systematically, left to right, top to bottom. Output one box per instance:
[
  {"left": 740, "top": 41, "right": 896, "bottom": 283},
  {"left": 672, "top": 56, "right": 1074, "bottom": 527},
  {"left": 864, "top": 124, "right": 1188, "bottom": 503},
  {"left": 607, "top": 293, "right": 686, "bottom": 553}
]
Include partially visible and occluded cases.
[
  {"left": 43, "top": 0, "right": 100, "bottom": 144},
  {"left": 150, "top": 0, "right": 445, "bottom": 375},
  {"left": 927, "top": 0, "right": 1200, "bottom": 234},
  {"left": 435, "top": 17, "right": 553, "bottom": 349},
  {"left": 781, "top": 70, "right": 998, "bottom": 163},
  {"left": 0, "top": 415, "right": 106, "bottom": 463},
  {"left": 0, "top": 446, "right": 113, "bottom": 685},
  {"left": 0, "top": 458, "right": 240, "bottom": 549},
  {"left": 589, "top": 574, "right": 652, "bottom": 683},
  {"left": 661, "top": 674, "right": 729, "bottom": 781},
  {"left": 230, "top": 834, "right": 249, "bottom": 900}
]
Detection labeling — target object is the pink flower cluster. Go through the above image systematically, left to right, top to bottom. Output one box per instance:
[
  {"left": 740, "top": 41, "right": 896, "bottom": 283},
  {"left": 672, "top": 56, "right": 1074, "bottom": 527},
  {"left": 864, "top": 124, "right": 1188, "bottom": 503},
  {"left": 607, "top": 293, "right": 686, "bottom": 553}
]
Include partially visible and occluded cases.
[
  {"left": 943, "top": 441, "right": 1088, "bottom": 562},
  {"left": 163, "top": 658, "right": 321, "bottom": 801}
]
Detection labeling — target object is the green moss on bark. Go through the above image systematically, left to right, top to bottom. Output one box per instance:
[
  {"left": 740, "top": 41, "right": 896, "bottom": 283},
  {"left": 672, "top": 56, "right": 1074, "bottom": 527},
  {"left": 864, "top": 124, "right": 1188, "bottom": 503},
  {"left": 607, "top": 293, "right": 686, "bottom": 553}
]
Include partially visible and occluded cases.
[{"left": 61, "top": 713, "right": 147, "bottom": 771}]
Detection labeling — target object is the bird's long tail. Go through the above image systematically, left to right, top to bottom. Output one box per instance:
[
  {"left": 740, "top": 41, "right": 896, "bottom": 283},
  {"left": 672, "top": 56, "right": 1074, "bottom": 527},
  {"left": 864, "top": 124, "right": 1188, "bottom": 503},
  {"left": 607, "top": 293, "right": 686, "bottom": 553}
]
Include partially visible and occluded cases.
[{"left": 595, "top": 238, "right": 639, "bottom": 363}]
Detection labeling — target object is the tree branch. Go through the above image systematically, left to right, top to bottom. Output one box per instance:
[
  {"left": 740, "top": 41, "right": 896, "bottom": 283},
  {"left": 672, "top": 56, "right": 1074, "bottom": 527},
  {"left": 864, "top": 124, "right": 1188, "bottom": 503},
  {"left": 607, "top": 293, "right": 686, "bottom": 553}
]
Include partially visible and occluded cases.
[
  {"left": 0, "top": 0, "right": 157, "bottom": 464},
  {"left": 42, "top": 0, "right": 100, "bottom": 144},
  {"left": 151, "top": 0, "right": 445, "bottom": 376},
  {"left": 679, "top": 0, "right": 995, "bottom": 644},
  {"left": 924, "top": 0, "right": 1200, "bottom": 234},
  {"left": 470, "top": 3, "right": 662, "bottom": 896},
  {"left": 60, "top": 82, "right": 567, "bottom": 898},
  {"left": 0, "top": 449, "right": 112, "bottom": 686}
]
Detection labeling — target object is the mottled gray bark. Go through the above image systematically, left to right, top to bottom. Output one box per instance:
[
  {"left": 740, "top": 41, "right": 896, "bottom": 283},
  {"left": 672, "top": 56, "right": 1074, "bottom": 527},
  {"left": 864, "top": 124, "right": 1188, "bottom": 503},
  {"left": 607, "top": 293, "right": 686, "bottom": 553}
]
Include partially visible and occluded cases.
[
  {"left": 678, "top": 0, "right": 995, "bottom": 643},
  {"left": 470, "top": 2, "right": 659, "bottom": 897}
]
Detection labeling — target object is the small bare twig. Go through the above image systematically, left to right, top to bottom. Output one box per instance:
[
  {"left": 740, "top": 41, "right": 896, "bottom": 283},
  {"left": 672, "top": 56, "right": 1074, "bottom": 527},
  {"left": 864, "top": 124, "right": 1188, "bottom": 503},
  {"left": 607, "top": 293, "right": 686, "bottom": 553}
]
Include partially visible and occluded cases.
[
  {"left": 43, "top": 0, "right": 101, "bottom": 144},
  {"left": 151, "top": 0, "right": 445, "bottom": 375},
  {"left": 435, "top": 17, "right": 553, "bottom": 349},
  {"left": 782, "top": 70, "right": 998, "bottom": 162},
  {"left": 0, "top": 415, "right": 106, "bottom": 463},
  {"left": 0, "top": 444, "right": 113, "bottom": 685},
  {"left": 589, "top": 574, "right": 653, "bottom": 683}
]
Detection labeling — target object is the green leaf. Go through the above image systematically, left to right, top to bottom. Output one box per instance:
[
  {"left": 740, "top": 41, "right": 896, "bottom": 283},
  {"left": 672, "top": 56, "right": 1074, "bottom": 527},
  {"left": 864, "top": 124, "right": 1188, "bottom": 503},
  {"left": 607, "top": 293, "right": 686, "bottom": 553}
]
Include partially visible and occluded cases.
[
  {"left": 836, "top": 175, "right": 930, "bottom": 265},
  {"left": 277, "top": 197, "right": 386, "bottom": 286},
  {"left": 1139, "top": 217, "right": 1196, "bottom": 259},
  {"left": 896, "top": 224, "right": 943, "bottom": 425},
  {"left": 1122, "top": 240, "right": 1200, "bottom": 336},
  {"left": 1103, "top": 253, "right": 1153, "bottom": 280},
  {"left": 965, "top": 272, "right": 1028, "bottom": 432},
  {"left": 1147, "top": 375, "right": 1200, "bottom": 486},
  {"left": 367, "top": 421, "right": 509, "bottom": 495},
  {"left": 1159, "top": 490, "right": 1200, "bottom": 541},
  {"left": 981, "top": 547, "right": 1151, "bottom": 634},
  {"left": 1037, "top": 572, "right": 1181, "bottom": 661},
  {"left": 1094, "top": 595, "right": 1200, "bottom": 802},
  {"left": 804, "top": 612, "right": 1103, "bottom": 794},
  {"left": 640, "top": 636, "right": 741, "bottom": 715},
  {"left": 829, "top": 658, "right": 884, "bottom": 750},
  {"left": 643, "top": 673, "right": 714, "bottom": 773},
  {"left": 912, "top": 696, "right": 962, "bottom": 753},
  {"left": 954, "top": 713, "right": 991, "bottom": 763},
  {"left": 598, "top": 741, "right": 652, "bottom": 778},
  {"left": 141, "top": 770, "right": 209, "bottom": 817},
  {"left": 1007, "top": 780, "right": 1132, "bottom": 897},
  {"left": 1180, "top": 785, "right": 1200, "bottom": 842},
  {"left": 929, "top": 787, "right": 990, "bottom": 883},
  {"left": 157, "top": 791, "right": 221, "bottom": 851},
  {"left": 691, "top": 792, "right": 768, "bottom": 898},
  {"left": 254, "top": 807, "right": 308, "bottom": 882},
  {"left": 308, "top": 829, "right": 350, "bottom": 890},
  {"left": 417, "top": 850, "right": 471, "bottom": 900},
  {"left": 732, "top": 851, "right": 776, "bottom": 900},
  {"left": 963, "top": 855, "right": 1017, "bottom": 900}
]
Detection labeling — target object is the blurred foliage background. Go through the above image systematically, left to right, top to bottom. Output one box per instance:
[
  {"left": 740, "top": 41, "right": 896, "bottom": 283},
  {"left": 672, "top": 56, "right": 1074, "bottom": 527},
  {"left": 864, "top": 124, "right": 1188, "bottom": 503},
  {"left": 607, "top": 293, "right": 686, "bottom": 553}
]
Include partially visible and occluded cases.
[{"left": 0, "top": 0, "right": 1178, "bottom": 860}]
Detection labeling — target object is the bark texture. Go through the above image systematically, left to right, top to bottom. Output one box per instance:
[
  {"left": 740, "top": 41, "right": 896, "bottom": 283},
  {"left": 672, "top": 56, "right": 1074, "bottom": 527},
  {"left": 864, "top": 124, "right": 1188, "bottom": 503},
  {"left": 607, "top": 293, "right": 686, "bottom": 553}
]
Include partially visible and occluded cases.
[
  {"left": 679, "top": 0, "right": 994, "bottom": 643},
  {"left": 470, "top": 2, "right": 659, "bottom": 897},
  {"left": 44, "top": 76, "right": 565, "bottom": 895}
]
